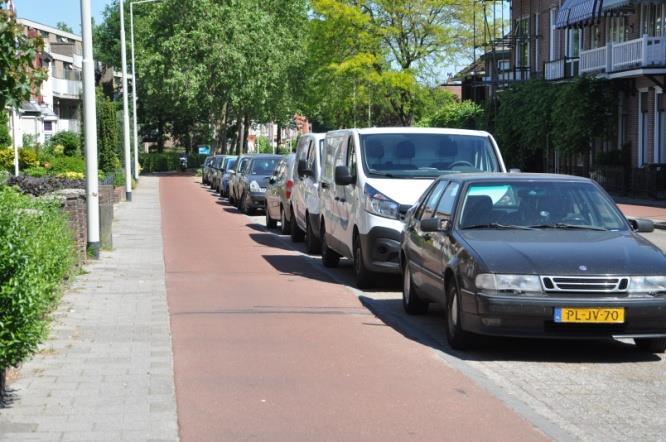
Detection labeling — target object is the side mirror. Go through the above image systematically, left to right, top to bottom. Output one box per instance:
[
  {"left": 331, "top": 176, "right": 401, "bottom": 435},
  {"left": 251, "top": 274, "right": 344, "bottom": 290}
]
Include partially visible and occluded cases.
[
  {"left": 297, "top": 159, "right": 311, "bottom": 177},
  {"left": 334, "top": 165, "right": 354, "bottom": 186},
  {"left": 420, "top": 217, "right": 449, "bottom": 233},
  {"left": 629, "top": 218, "right": 654, "bottom": 233}
]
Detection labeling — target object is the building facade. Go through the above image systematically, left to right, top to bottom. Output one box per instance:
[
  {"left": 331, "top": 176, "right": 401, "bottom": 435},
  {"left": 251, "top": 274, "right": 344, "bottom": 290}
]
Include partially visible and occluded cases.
[{"left": 13, "top": 19, "right": 83, "bottom": 147}]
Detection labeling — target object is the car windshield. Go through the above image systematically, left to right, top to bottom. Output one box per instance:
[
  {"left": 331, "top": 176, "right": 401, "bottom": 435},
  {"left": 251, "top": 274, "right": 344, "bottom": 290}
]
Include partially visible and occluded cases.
[
  {"left": 360, "top": 133, "right": 499, "bottom": 178},
  {"left": 225, "top": 158, "right": 237, "bottom": 170},
  {"left": 250, "top": 158, "right": 279, "bottom": 175},
  {"left": 457, "top": 181, "right": 628, "bottom": 231}
]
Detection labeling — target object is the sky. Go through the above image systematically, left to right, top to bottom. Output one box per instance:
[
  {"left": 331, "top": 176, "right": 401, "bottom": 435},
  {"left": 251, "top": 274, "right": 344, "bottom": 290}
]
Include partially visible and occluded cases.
[{"left": 14, "top": 0, "right": 114, "bottom": 34}]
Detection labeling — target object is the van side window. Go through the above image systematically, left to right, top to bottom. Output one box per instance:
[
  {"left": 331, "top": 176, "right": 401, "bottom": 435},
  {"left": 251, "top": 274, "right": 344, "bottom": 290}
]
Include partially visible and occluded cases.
[
  {"left": 347, "top": 137, "right": 357, "bottom": 178},
  {"left": 307, "top": 141, "right": 317, "bottom": 179}
]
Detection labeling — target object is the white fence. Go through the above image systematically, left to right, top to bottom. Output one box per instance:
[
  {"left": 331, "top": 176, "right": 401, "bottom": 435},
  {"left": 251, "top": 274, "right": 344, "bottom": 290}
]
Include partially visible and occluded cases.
[
  {"left": 580, "top": 46, "right": 607, "bottom": 73},
  {"left": 545, "top": 59, "right": 565, "bottom": 80},
  {"left": 52, "top": 78, "right": 82, "bottom": 98}
]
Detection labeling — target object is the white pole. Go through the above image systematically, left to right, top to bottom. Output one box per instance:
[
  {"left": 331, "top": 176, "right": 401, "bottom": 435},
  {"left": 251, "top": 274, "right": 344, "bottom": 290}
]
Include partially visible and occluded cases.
[
  {"left": 80, "top": 0, "right": 100, "bottom": 258},
  {"left": 119, "top": 0, "right": 133, "bottom": 201},
  {"left": 130, "top": 2, "right": 139, "bottom": 180},
  {"left": 11, "top": 108, "right": 18, "bottom": 176}
]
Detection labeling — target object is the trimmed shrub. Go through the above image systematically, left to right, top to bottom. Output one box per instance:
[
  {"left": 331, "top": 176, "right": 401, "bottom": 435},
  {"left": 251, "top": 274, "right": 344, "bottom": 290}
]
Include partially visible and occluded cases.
[
  {"left": 97, "top": 88, "right": 119, "bottom": 173},
  {"left": 419, "top": 100, "right": 484, "bottom": 130},
  {"left": 0, "top": 111, "right": 10, "bottom": 147},
  {"left": 48, "top": 131, "right": 80, "bottom": 157},
  {"left": 0, "top": 148, "right": 13, "bottom": 171},
  {"left": 19, "top": 148, "right": 39, "bottom": 169},
  {"left": 139, "top": 152, "right": 207, "bottom": 173},
  {"left": 45, "top": 155, "right": 85, "bottom": 175},
  {"left": 6, "top": 175, "right": 85, "bottom": 197},
  {"left": 0, "top": 186, "right": 75, "bottom": 371}
]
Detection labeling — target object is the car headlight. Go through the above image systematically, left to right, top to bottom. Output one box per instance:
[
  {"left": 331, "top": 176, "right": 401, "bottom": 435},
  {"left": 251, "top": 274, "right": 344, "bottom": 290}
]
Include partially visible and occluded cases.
[
  {"left": 250, "top": 180, "right": 261, "bottom": 192},
  {"left": 364, "top": 184, "right": 399, "bottom": 219},
  {"left": 475, "top": 274, "right": 542, "bottom": 294},
  {"left": 628, "top": 276, "right": 666, "bottom": 295}
]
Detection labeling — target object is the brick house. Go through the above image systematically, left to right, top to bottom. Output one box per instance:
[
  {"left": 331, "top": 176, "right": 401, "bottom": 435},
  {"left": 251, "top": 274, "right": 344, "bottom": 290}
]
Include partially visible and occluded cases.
[{"left": 505, "top": 0, "right": 666, "bottom": 195}]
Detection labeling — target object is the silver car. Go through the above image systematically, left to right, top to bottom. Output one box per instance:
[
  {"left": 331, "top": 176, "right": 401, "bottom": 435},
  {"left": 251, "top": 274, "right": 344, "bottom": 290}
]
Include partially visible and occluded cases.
[{"left": 265, "top": 153, "right": 296, "bottom": 234}]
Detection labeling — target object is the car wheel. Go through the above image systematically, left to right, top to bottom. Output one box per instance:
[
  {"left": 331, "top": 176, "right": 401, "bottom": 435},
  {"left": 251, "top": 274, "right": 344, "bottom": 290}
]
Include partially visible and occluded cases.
[
  {"left": 239, "top": 193, "right": 247, "bottom": 213},
  {"left": 280, "top": 206, "right": 291, "bottom": 235},
  {"left": 266, "top": 207, "right": 277, "bottom": 229},
  {"left": 290, "top": 207, "right": 304, "bottom": 242},
  {"left": 304, "top": 216, "right": 321, "bottom": 255},
  {"left": 320, "top": 221, "right": 340, "bottom": 268},
  {"left": 353, "top": 234, "right": 375, "bottom": 289},
  {"left": 402, "top": 262, "right": 428, "bottom": 315},
  {"left": 445, "top": 280, "right": 475, "bottom": 350},
  {"left": 635, "top": 338, "right": 666, "bottom": 353}
]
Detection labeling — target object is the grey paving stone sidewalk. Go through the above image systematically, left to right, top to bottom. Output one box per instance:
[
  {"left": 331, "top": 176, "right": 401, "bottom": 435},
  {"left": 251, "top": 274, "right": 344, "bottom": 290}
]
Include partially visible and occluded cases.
[{"left": 0, "top": 176, "right": 179, "bottom": 442}]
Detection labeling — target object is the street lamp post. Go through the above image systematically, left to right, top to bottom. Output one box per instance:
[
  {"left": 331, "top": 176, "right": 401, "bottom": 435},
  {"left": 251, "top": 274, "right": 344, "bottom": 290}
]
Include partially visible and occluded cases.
[
  {"left": 80, "top": 0, "right": 100, "bottom": 258},
  {"left": 119, "top": 0, "right": 132, "bottom": 201},
  {"left": 130, "top": 0, "right": 162, "bottom": 181}
]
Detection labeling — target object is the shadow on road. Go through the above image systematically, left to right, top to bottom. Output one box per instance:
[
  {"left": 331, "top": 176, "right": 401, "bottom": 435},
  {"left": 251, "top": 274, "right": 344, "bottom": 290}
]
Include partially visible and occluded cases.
[
  {"left": 262, "top": 254, "right": 338, "bottom": 284},
  {"left": 359, "top": 296, "right": 662, "bottom": 364}
]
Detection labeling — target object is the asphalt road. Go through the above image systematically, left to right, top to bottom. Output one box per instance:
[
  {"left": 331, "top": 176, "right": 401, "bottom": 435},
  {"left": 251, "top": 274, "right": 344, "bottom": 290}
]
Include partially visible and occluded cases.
[{"left": 166, "top": 175, "right": 666, "bottom": 441}]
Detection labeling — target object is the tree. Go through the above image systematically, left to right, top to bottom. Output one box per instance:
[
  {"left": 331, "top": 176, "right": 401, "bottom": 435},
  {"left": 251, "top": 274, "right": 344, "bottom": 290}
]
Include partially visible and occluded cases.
[
  {"left": 0, "top": 5, "right": 47, "bottom": 110},
  {"left": 56, "top": 21, "right": 74, "bottom": 34},
  {"left": 96, "top": 88, "right": 119, "bottom": 173},
  {"left": 0, "top": 110, "right": 10, "bottom": 147}
]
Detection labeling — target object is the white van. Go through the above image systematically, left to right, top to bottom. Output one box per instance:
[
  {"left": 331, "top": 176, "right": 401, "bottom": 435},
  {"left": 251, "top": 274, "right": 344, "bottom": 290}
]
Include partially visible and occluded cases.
[
  {"left": 319, "top": 127, "right": 506, "bottom": 288},
  {"left": 289, "top": 133, "right": 326, "bottom": 253}
]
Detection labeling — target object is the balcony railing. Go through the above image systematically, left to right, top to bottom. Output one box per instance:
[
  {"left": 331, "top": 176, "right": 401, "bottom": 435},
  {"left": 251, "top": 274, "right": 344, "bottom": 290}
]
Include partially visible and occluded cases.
[
  {"left": 580, "top": 35, "right": 666, "bottom": 75},
  {"left": 545, "top": 59, "right": 564, "bottom": 80},
  {"left": 52, "top": 77, "right": 82, "bottom": 98},
  {"left": 58, "top": 119, "right": 80, "bottom": 133}
]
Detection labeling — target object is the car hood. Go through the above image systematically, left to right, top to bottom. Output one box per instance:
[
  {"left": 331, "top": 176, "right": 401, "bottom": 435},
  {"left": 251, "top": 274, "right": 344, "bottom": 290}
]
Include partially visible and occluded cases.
[
  {"left": 365, "top": 177, "right": 433, "bottom": 206},
  {"left": 460, "top": 230, "right": 666, "bottom": 276}
]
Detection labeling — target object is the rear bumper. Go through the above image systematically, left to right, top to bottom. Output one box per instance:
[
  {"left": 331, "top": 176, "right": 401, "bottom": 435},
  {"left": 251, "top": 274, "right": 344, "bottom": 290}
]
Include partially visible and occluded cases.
[
  {"left": 358, "top": 227, "right": 401, "bottom": 274},
  {"left": 460, "top": 292, "right": 666, "bottom": 338}
]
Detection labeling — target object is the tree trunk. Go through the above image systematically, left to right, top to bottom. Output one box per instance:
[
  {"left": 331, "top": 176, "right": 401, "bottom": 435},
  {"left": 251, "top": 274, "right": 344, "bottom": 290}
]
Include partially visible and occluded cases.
[
  {"left": 219, "top": 102, "right": 229, "bottom": 154},
  {"left": 242, "top": 114, "right": 250, "bottom": 153},
  {"left": 157, "top": 116, "right": 165, "bottom": 153},
  {"left": 236, "top": 118, "right": 243, "bottom": 156},
  {"left": 276, "top": 121, "right": 282, "bottom": 152}
]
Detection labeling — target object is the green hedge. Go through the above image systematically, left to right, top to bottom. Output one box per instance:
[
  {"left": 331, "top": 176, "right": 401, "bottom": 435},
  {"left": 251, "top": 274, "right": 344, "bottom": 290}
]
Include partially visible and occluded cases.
[
  {"left": 139, "top": 152, "right": 207, "bottom": 173},
  {"left": 0, "top": 186, "right": 75, "bottom": 371}
]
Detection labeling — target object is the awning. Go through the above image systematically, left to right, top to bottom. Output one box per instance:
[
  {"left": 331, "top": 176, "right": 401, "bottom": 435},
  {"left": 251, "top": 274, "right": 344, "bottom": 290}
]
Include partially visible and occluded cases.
[
  {"left": 556, "top": 0, "right": 601, "bottom": 29},
  {"left": 602, "top": 0, "right": 633, "bottom": 13}
]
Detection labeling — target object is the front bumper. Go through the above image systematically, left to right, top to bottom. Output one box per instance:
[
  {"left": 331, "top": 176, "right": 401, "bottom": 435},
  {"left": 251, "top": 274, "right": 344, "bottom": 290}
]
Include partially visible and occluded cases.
[
  {"left": 247, "top": 192, "right": 266, "bottom": 210},
  {"left": 358, "top": 227, "right": 401, "bottom": 274},
  {"left": 460, "top": 291, "right": 666, "bottom": 338}
]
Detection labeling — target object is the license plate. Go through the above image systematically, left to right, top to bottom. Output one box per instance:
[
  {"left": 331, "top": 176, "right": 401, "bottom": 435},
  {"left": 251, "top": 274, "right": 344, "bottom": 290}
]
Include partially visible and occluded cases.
[
  {"left": 259, "top": 188, "right": 266, "bottom": 193},
  {"left": 554, "top": 307, "right": 625, "bottom": 323}
]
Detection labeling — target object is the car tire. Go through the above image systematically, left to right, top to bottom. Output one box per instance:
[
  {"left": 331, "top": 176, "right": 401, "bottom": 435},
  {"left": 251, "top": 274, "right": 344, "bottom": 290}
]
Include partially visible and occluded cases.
[
  {"left": 239, "top": 192, "right": 247, "bottom": 213},
  {"left": 280, "top": 206, "right": 291, "bottom": 235},
  {"left": 290, "top": 207, "right": 304, "bottom": 242},
  {"left": 266, "top": 208, "right": 277, "bottom": 229},
  {"left": 304, "top": 215, "right": 321, "bottom": 255},
  {"left": 320, "top": 221, "right": 340, "bottom": 268},
  {"left": 353, "top": 234, "right": 375, "bottom": 289},
  {"left": 402, "top": 262, "right": 428, "bottom": 315},
  {"left": 445, "top": 280, "right": 475, "bottom": 350},
  {"left": 635, "top": 338, "right": 666, "bottom": 353}
]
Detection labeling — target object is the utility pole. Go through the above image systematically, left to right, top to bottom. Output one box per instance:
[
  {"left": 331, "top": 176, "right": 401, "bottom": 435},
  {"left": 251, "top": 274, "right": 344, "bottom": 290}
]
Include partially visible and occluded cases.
[
  {"left": 80, "top": 0, "right": 100, "bottom": 258},
  {"left": 119, "top": 0, "right": 132, "bottom": 201},
  {"left": 130, "top": 2, "right": 139, "bottom": 180},
  {"left": 11, "top": 108, "right": 18, "bottom": 176}
]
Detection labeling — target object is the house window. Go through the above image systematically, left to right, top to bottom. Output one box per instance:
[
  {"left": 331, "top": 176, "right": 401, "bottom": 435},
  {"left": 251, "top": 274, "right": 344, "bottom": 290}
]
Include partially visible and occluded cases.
[
  {"left": 641, "top": 4, "right": 665, "bottom": 36},
  {"left": 549, "top": 9, "right": 558, "bottom": 60},
  {"left": 516, "top": 17, "right": 530, "bottom": 70},
  {"left": 609, "top": 17, "right": 626, "bottom": 42},
  {"left": 590, "top": 25, "right": 601, "bottom": 49},
  {"left": 567, "top": 29, "right": 581, "bottom": 58},
  {"left": 498, "top": 60, "right": 511, "bottom": 72},
  {"left": 44, "top": 121, "right": 53, "bottom": 132}
]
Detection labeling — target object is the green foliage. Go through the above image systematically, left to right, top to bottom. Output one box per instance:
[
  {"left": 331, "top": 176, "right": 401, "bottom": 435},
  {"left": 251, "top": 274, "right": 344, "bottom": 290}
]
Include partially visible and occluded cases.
[
  {"left": 0, "top": 7, "right": 47, "bottom": 110},
  {"left": 55, "top": 21, "right": 74, "bottom": 34},
  {"left": 493, "top": 78, "right": 617, "bottom": 170},
  {"left": 96, "top": 88, "right": 119, "bottom": 173},
  {"left": 419, "top": 100, "right": 484, "bottom": 129},
  {"left": 0, "top": 111, "right": 10, "bottom": 147},
  {"left": 49, "top": 131, "right": 80, "bottom": 157},
  {"left": 22, "top": 134, "right": 38, "bottom": 149},
  {"left": 256, "top": 136, "right": 272, "bottom": 154},
  {"left": 0, "top": 147, "right": 13, "bottom": 171},
  {"left": 19, "top": 148, "right": 39, "bottom": 169},
  {"left": 138, "top": 152, "right": 206, "bottom": 173},
  {"left": 44, "top": 155, "right": 85, "bottom": 175},
  {"left": 23, "top": 166, "right": 48, "bottom": 177},
  {"left": 0, "top": 186, "right": 75, "bottom": 370}
]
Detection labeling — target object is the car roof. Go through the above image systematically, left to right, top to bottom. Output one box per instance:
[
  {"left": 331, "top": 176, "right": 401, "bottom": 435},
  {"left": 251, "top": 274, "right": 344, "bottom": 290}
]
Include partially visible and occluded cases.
[
  {"left": 326, "top": 127, "right": 493, "bottom": 138},
  {"left": 300, "top": 132, "right": 326, "bottom": 141},
  {"left": 248, "top": 154, "right": 283, "bottom": 160},
  {"left": 444, "top": 173, "right": 594, "bottom": 184}
]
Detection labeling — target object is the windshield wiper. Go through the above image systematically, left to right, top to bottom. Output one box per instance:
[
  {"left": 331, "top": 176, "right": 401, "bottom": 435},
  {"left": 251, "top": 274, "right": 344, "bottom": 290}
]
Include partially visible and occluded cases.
[
  {"left": 461, "top": 223, "right": 534, "bottom": 230},
  {"left": 528, "top": 223, "right": 608, "bottom": 231}
]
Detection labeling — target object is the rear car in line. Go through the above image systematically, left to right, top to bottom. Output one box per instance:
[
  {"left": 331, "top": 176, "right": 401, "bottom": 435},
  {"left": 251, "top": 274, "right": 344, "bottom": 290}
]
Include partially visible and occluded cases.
[
  {"left": 266, "top": 153, "right": 297, "bottom": 233},
  {"left": 237, "top": 154, "right": 283, "bottom": 214},
  {"left": 400, "top": 173, "right": 666, "bottom": 353}
]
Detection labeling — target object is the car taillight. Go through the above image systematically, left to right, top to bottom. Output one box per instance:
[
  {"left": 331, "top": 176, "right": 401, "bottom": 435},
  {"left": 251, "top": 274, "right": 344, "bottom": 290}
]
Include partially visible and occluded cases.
[{"left": 286, "top": 180, "right": 294, "bottom": 199}]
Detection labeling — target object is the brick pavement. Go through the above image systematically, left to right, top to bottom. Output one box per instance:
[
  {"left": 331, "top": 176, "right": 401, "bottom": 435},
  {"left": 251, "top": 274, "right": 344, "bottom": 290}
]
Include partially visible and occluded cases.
[{"left": 0, "top": 176, "right": 179, "bottom": 442}]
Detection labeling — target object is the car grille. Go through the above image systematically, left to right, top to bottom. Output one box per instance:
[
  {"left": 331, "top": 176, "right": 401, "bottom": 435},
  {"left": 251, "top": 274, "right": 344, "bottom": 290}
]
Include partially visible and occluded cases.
[{"left": 541, "top": 276, "right": 629, "bottom": 293}]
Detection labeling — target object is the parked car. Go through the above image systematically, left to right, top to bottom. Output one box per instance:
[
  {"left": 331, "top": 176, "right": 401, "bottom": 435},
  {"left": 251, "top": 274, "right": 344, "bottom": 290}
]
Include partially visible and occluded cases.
[
  {"left": 319, "top": 127, "right": 506, "bottom": 288},
  {"left": 289, "top": 133, "right": 326, "bottom": 252},
  {"left": 266, "top": 153, "right": 297, "bottom": 232},
  {"left": 229, "top": 154, "right": 253, "bottom": 206},
  {"left": 237, "top": 154, "right": 283, "bottom": 214},
  {"left": 209, "top": 155, "right": 225, "bottom": 190},
  {"left": 202, "top": 156, "right": 214, "bottom": 184},
  {"left": 219, "top": 156, "right": 238, "bottom": 196},
  {"left": 400, "top": 173, "right": 666, "bottom": 353}
]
